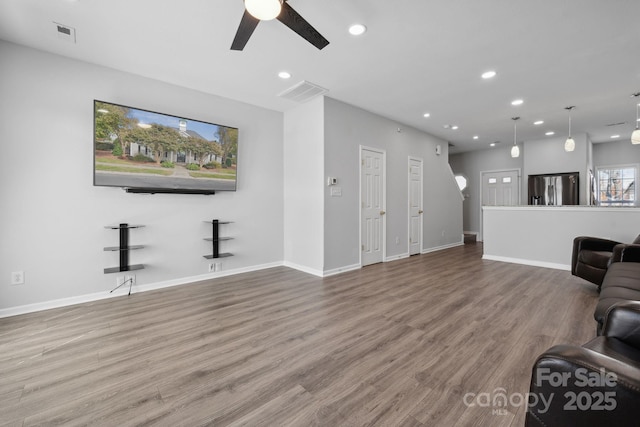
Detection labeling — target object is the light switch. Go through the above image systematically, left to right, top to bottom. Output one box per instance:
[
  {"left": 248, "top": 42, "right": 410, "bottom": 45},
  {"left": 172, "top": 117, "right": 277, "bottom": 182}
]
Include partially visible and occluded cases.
[{"left": 330, "top": 187, "right": 342, "bottom": 197}]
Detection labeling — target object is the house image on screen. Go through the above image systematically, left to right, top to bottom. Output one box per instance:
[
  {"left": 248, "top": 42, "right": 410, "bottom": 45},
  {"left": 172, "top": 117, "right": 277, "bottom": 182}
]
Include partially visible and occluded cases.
[{"left": 129, "top": 119, "right": 224, "bottom": 165}]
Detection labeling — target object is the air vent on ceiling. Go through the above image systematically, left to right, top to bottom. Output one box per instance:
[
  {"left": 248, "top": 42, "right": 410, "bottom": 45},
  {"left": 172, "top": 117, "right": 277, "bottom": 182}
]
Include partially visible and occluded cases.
[
  {"left": 54, "top": 22, "right": 76, "bottom": 43},
  {"left": 278, "top": 80, "right": 328, "bottom": 103},
  {"left": 606, "top": 121, "right": 626, "bottom": 127}
]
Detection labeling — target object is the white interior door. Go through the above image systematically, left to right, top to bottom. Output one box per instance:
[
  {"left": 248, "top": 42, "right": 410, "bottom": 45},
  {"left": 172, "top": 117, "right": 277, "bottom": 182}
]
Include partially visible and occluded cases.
[
  {"left": 361, "top": 147, "right": 385, "bottom": 266},
  {"left": 409, "top": 157, "right": 423, "bottom": 255},
  {"left": 480, "top": 169, "right": 520, "bottom": 240},
  {"left": 482, "top": 170, "right": 520, "bottom": 206}
]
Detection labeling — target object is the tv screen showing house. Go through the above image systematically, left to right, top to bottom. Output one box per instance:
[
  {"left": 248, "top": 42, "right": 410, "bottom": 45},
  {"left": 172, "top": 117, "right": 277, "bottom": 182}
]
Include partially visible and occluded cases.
[{"left": 93, "top": 100, "right": 238, "bottom": 193}]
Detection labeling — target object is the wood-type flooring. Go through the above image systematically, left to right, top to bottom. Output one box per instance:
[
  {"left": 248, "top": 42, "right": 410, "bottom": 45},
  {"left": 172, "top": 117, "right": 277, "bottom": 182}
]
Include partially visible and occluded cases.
[{"left": 0, "top": 243, "right": 599, "bottom": 426}]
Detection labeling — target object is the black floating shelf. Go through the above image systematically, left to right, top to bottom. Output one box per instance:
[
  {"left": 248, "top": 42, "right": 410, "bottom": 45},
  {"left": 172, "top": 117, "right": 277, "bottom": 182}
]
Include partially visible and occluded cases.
[
  {"left": 203, "top": 219, "right": 233, "bottom": 259},
  {"left": 104, "top": 223, "right": 145, "bottom": 274},
  {"left": 104, "top": 245, "right": 145, "bottom": 251},
  {"left": 203, "top": 253, "right": 233, "bottom": 259},
  {"left": 104, "top": 264, "right": 145, "bottom": 274}
]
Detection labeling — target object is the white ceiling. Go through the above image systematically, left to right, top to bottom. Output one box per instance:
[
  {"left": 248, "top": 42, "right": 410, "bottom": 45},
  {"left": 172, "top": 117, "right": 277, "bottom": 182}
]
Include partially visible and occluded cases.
[{"left": 1, "top": 0, "right": 640, "bottom": 153}]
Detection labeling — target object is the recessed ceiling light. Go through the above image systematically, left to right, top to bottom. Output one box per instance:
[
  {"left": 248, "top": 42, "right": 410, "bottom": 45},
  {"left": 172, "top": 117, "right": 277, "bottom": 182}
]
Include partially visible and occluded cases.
[
  {"left": 348, "top": 24, "right": 367, "bottom": 36},
  {"left": 481, "top": 70, "right": 497, "bottom": 79},
  {"left": 278, "top": 71, "right": 291, "bottom": 79},
  {"left": 511, "top": 99, "right": 524, "bottom": 106},
  {"left": 423, "top": 113, "right": 430, "bottom": 118},
  {"left": 533, "top": 120, "right": 544, "bottom": 125},
  {"left": 451, "top": 125, "right": 459, "bottom": 130},
  {"left": 545, "top": 131, "right": 555, "bottom": 136},
  {"left": 611, "top": 134, "right": 620, "bottom": 139},
  {"left": 473, "top": 135, "right": 479, "bottom": 140},
  {"left": 490, "top": 142, "right": 496, "bottom": 147}
]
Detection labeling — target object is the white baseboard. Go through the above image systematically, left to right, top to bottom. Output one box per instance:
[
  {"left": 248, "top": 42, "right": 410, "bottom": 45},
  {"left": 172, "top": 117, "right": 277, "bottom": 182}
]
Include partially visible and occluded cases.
[
  {"left": 421, "top": 240, "right": 464, "bottom": 254},
  {"left": 385, "top": 253, "right": 409, "bottom": 262},
  {"left": 482, "top": 254, "right": 570, "bottom": 271},
  {"left": 0, "top": 261, "right": 284, "bottom": 319},
  {"left": 282, "top": 261, "right": 324, "bottom": 278},
  {"left": 323, "top": 263, "right": 361, "bottom": 277}
]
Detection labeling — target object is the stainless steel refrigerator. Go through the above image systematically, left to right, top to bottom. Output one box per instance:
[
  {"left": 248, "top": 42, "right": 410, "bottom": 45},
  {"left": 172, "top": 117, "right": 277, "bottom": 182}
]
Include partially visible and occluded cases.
[{"left": 528, "top": 173, "right": 579, "bottom": 205}]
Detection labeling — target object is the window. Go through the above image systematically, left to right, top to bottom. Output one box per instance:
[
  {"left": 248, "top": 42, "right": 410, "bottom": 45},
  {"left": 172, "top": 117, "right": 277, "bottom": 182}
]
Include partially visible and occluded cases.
[
  {"left": 596, "top": 165, "right": 637, "bottom": 206},
  {"left": 455, "top": 174, "right": 467, "bottom": 191}
]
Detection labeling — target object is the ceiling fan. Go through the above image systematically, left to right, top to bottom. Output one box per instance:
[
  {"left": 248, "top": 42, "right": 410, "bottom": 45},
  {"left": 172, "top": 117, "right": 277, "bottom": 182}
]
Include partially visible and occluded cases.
[{"left": 231, "top": 0, "right": 329, "bottom": 51}]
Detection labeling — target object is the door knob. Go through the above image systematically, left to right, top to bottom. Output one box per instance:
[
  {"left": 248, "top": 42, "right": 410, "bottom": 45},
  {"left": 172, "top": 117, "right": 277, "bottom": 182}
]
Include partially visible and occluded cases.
[
  {"left": 380, "top": 210, "right": 386, "bottom": 215},
  {"left": 418, "top": 210, "right": 423, "bottom": 214}
]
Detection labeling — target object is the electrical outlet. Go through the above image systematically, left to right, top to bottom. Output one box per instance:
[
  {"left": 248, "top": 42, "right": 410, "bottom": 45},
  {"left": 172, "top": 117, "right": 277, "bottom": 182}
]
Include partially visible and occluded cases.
[
  {"left": 215, "top": 262, "right": 222, "bottom": 272},
  {"left": 208, "top": 263, "right": 215, "bottom": 272},
  {"left": 11, "top": 271, "right": 24, "bottom": 285},
  {"left": 125, "top": 274, "right": 136, "bottom": 286},
  {"left": 116, "top": 276, "right": 125, "bottom": 287}
]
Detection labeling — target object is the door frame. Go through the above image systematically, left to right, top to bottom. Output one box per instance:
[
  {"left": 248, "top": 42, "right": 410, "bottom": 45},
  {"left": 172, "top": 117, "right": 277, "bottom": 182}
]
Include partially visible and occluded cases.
[
  {"left": 359, "top": 145, "right": 387, "bottom": 266},
  {"left": 408, "top": 156, "right": 423, "bottom": 255},
  {"left": 478, "top": 168, "right": 521, "bottom": 241}
]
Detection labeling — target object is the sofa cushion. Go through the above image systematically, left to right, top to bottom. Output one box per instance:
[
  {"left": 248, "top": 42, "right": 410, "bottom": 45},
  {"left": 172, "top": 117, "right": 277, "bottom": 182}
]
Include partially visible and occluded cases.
[
  {"left": 579, "top": 249, "right": 611, "bottom": 269},
  {"left": 594, "top": 263, "right": 640, "bottom": 325}
]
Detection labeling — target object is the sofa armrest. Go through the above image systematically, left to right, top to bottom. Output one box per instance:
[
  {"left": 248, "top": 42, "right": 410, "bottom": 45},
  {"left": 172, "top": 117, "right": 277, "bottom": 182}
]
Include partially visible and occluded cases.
[
  {"left": 572, "top": 236, "right": 620, "bottom": 274},
  {"left": 574, "top": 236, "right": 621, "bottom": 252},
  {"left": 611, "top": 244, "right": 640, "bottom": 263},
  {"left": 602, "top": 301, "right": 640, "bottom": 348},
  {"left": 527, "top": 344, "right": 640, "bottom": 426}
]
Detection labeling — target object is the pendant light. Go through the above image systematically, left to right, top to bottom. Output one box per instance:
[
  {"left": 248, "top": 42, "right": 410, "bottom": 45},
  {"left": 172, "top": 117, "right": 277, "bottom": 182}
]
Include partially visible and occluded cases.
[
  {"left": 244, "top": 0, "right": 282, "bottom": 21},
  {"left": 632, "top": 93, "right": 640, "bottom": 145},
  {"left": 564, "top": 106, "right": 576, "bottom": 152},
  {"left": 511, "top": 117, "right": 520, "bottom": 158}
]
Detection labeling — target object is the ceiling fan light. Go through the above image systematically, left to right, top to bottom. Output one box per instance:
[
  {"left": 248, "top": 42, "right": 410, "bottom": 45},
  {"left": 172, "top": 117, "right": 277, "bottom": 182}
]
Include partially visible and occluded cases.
[
  {"left": 244, "top": 0, "right": 282, "bottom": 20},
  {"left": 632, "top": 128, "right": 640, "bottom": 145},
  {"left": 564, "top": 137, "right": 575, "bottom": 152},
  {"left": 511, "top": 145, "right": 520, "bottom": 158}
]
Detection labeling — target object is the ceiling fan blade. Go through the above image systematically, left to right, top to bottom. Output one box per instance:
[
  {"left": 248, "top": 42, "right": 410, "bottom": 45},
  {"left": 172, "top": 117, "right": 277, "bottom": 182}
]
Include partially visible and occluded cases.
[
  {"left": 277, "top": 2, "right": 329, "bottom": 50},
  {"left": 230, "top": 9, "right": 260, "bottom": 51}
]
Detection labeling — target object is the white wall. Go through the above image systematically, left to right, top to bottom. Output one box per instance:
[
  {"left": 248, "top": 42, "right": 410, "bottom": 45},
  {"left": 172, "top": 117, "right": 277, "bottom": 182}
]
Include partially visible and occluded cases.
[
  {"left": 0, "top": 41, "right": 284, "bottom": 313},
  {"left": 283, "top": 97, "right": 325, "bottom": 275},
  {"left": 323, "top": 98, "right": 462, "bottom": 271},
  {"left": 483, "top": 206, "right": 640, "bottom": 269}
]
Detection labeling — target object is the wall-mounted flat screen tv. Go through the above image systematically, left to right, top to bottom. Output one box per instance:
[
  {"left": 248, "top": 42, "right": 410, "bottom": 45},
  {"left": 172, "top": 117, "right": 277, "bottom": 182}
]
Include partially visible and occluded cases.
[{"left": 94, "top": 100, "right": 238, "bottom": 194}]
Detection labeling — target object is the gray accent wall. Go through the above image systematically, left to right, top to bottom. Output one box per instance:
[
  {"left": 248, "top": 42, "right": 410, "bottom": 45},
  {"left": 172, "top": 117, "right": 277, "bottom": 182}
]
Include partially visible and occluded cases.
[
  {"left": 323, "top": 98, "right": 463, "bottom": 271},
  {"left": 523, "top": 132, "right": 591, "bottom": 205},
  {"left": 452, "top": 134, "right": 640, "bottom": 236},
  {"left": 593, "top": 139, "right": 640, "bottom": 167},
  {"left": 449, "top": 146, "right": 523, "bottom": 235}
]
